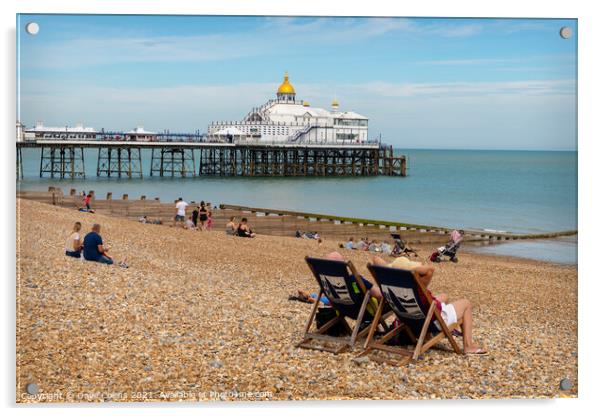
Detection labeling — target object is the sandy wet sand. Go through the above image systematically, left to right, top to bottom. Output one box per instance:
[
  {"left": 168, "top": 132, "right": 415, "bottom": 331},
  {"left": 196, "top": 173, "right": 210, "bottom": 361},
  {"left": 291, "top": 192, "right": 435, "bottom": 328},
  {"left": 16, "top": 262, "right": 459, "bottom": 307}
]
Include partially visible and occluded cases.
[{"left": 16, "top": 198, "right": 577, "bottom": 402}]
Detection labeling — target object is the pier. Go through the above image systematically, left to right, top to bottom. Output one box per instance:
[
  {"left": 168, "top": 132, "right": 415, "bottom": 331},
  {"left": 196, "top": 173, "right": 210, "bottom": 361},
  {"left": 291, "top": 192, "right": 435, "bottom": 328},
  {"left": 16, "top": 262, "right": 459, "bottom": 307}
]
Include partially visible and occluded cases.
[{"left": 16, "top": 139, "right": 406, "bottom": 178}]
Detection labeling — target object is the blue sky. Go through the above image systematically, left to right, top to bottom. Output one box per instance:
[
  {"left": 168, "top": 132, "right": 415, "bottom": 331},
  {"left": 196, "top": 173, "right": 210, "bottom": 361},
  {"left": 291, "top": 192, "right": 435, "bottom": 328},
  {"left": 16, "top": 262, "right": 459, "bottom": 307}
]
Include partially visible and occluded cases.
[{"left": 17, "top": 15, "right": 577, "bottom": 150}]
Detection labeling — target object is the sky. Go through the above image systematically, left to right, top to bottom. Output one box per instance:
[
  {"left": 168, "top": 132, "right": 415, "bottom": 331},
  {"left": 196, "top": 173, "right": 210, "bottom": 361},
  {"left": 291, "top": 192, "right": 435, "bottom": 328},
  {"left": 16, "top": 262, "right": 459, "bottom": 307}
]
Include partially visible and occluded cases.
[{"left": 17, "top": 15, "right": 577, "bottom": 150}]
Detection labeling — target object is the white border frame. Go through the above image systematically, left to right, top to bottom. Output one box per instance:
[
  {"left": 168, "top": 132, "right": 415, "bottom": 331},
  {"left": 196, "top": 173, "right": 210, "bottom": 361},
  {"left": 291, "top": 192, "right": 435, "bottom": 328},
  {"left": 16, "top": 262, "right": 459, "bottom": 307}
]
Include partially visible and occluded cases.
[{"left": 2, "top": 1, "right": 599, "bottom": 415}]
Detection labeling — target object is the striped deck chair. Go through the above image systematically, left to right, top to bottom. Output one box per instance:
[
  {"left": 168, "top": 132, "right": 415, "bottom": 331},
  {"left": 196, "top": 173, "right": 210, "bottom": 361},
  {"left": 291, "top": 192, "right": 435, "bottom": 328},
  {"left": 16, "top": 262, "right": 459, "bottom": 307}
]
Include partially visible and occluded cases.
[
  {"left": 296, "top": 256, "right": 389, "bottom": 354},
  {"left": 358, "top": 263, "right": 464, "bottom": 365}
]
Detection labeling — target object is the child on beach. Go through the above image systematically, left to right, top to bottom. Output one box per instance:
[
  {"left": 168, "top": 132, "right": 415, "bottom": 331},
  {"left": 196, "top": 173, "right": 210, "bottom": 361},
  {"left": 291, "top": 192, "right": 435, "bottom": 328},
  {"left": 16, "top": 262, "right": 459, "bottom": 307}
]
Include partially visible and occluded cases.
[
  {"left": 79, "top": 192, "right": 95, "bottom": 213},
  {"left": 206, "top": 212, "right": 213, "bottom": 231},
  {"left": 185, "top": 216, "right": 197, "bottom": 230},
  {"left": 64, "top": 222, "right": 83, "bottom": 258},
  {"left": 371, "top": 255, "right": 488, "bottom": 355}
]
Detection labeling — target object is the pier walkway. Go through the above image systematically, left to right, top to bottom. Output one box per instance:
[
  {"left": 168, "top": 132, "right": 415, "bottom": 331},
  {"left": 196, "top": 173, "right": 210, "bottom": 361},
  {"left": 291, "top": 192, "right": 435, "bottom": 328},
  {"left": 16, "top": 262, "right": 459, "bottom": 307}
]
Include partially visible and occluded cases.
[{"left": 16, "top": 139, "right": 406, "bottom": 179}]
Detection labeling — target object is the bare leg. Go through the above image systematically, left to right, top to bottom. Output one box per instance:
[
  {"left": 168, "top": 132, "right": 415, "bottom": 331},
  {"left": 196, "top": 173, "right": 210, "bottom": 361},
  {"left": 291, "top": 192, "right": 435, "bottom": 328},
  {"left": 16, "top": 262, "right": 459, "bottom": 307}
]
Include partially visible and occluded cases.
[
  {"left": 326, "top": 251, "right": 345, "bottom": 261},
  {"left": 371, "top": 255, "right": 389, "bottom": 266},
  {"left": 297, "top": 290, "right": 314, "bottom": 303},
  {"left": 451, "top": 299, "right": 486, "bottom": 353}
]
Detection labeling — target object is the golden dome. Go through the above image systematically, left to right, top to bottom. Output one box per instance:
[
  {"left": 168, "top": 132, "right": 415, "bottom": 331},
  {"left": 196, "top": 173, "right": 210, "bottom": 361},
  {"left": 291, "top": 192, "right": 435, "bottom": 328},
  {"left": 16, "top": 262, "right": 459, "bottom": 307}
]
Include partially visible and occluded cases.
[
  {"left": 277, "top": 72, "right": 296, "bottom": 94},
  {"left": 331, "top": 98, "right": 339, "bottom": 107},
  {"left": 303, "top": 101, "right": 310, "bottom": 107}
]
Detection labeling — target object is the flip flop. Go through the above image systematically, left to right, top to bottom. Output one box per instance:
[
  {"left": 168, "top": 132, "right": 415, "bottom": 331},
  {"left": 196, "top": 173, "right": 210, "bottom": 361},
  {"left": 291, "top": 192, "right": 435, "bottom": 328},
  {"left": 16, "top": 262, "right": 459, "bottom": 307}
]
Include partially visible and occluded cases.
[
  {"left": 452, "top": 329, "right": 463, "bottom": 337},
  {"left": 466, "top": 348, "right": 489, "bottom": 356}
]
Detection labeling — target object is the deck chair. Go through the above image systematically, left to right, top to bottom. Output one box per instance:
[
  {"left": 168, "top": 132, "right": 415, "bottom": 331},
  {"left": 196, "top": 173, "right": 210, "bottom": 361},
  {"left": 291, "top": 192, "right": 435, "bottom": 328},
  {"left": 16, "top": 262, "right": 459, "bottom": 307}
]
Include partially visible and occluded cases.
[
  {"left": 296, "top": 256, "right": 390, "bottom": 354},
  {"left": 358, "top": 263, "right": 464, "bottom": 365}
]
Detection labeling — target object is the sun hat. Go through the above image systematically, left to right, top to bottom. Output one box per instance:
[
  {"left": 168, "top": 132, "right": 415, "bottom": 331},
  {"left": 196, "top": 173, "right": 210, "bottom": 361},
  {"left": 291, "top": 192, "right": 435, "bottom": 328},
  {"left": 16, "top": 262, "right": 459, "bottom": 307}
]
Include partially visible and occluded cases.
[{"left": 388, "top": 256, "right": 422, "bottom": 270}]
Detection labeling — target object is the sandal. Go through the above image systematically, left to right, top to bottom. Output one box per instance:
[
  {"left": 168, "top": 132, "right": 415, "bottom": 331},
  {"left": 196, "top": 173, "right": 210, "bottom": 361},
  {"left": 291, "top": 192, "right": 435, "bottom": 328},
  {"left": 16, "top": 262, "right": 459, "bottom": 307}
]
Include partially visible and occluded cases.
[{"left": 465, "top": 348, "right": 489, "bottom": 356}]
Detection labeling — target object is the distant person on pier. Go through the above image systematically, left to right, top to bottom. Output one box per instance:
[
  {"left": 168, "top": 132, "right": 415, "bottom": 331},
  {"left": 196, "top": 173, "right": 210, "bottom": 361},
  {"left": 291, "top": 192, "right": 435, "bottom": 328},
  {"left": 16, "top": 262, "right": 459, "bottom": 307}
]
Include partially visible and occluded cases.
[
  {"left": 173, "top": 197, "right": 188, "bottom": 227},
  {"left": 198, "top": 201, "right": 208, "bottom": 230},
  {"left": 226, "top": 216, "right": 238, "bottom": 235},
  {"left": 237, "top": 218, "right": 256, "bottom": 238},
  {"left": 65, "top": 222, "right": 83, "bottom": 258}
]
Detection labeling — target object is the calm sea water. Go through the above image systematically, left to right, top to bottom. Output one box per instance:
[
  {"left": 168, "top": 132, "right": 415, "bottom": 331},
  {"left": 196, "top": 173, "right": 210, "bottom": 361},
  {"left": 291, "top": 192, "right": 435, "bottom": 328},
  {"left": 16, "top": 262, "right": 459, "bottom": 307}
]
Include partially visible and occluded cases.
[{"left": 17, "top": 148, "right": 577, "bottom": 263}]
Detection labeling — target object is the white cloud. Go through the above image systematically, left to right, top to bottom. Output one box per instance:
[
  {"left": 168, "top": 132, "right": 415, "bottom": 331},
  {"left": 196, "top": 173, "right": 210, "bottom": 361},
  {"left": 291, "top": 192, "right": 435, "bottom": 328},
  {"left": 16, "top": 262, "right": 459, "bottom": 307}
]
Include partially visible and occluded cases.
[{"left": 21, "top": 17, "right": 492, "bottom": 69}]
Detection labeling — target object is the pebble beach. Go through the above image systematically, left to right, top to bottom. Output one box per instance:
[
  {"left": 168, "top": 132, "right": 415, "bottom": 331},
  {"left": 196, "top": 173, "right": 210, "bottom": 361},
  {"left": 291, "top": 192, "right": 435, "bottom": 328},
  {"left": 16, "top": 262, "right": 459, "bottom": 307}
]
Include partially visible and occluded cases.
[{"left": 16, "top": 198, "right": 578, "bottom": 402}]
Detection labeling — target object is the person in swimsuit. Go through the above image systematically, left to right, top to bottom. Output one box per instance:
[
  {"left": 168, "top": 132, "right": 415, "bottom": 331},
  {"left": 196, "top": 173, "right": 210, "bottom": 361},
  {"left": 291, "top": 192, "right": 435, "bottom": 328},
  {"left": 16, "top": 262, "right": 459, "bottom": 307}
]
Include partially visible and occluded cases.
[
  {"left": 198, "top": 201, "right": 208, "bottom": 230},
  {"left": 237, "top": 218, "right": 256, "bottom": 238}
]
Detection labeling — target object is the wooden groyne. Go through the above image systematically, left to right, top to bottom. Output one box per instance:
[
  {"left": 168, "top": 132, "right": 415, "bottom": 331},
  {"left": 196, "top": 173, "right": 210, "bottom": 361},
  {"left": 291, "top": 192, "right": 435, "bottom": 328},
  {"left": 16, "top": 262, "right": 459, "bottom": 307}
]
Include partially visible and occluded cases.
[
  {"left": 16, "top": 187, "right": 577, "bottom": 244},
  {"left": 219, "top": 204, "right": 577, "bottom": 241}
]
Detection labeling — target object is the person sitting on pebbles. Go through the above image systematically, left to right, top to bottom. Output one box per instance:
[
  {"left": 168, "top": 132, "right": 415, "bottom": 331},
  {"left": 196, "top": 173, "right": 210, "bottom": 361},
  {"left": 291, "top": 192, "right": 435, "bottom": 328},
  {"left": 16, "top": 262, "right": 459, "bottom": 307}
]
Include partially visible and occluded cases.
[
  {"left": 237, "top": 218, "right": 256, "bottom": 238},
  {"left": 83, "top": 223, "right": 128, "bottom": 267},
  {"left": 371, "top": 255, "right": 487, "bottom": 355}
]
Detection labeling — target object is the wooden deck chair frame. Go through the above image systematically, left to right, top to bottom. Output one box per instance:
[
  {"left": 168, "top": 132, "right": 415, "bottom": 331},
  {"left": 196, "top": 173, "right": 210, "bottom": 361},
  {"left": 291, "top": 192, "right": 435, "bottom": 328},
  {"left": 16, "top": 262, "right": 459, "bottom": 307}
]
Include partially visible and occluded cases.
[
  {"left": 296, "top": 256, "right": 390, "bottom": 354},
  {"left": 358, "top": 263, "right": 464, "bottom": 365}
]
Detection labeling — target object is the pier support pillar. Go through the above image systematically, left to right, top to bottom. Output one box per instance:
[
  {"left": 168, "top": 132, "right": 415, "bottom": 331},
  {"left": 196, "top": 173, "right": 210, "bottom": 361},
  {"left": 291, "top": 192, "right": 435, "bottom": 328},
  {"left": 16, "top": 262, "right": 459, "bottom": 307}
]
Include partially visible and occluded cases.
[
  {"left": 39, "top": 145, "right": 86, "bottom": 179},
  {"left": 16, "top": 147, "right": 23, "bottom": 179},
  {"left": 96, "top": 147, "right": 143, "bottom": 178},
  {"left": 150, "top": 147, "right": 195, "bottom": 177}
]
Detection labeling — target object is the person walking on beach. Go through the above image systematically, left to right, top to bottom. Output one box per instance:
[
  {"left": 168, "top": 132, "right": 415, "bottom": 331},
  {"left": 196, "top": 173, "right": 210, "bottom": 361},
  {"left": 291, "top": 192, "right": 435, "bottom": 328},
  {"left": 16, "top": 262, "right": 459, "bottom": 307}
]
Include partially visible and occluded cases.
[
  {"left": 173, "top": 197, "right": 188, "bottom": 227},
  {"left": 198, "top": 201, "right": 208, "bottom": 230},
  {"left": 65, "top": 221, "right": 83, "bottom": 258},
  {"left": 83, "top": 224, "right": 114, "bottom": 265},
  {"left": 371, "top": 255, "right": 488, "bottom": 355}
]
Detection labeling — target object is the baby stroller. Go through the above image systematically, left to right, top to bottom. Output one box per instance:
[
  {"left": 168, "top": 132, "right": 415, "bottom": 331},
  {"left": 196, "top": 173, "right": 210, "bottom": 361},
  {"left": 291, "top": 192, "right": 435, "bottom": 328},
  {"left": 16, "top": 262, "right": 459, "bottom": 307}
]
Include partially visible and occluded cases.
[
  {"left": 430, "top": 230, "right": 463, "bottom": 263},
  {"left": 390, "top": 233, "right": 418, "bottom": 257}
]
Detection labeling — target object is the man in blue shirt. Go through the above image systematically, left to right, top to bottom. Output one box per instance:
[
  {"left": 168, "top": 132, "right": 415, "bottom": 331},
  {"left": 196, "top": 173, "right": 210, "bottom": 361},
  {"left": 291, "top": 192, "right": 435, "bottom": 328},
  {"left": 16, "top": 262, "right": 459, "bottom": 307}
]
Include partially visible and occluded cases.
[{"left": 83, "top": 224, "right": 113, "bottom": 265}]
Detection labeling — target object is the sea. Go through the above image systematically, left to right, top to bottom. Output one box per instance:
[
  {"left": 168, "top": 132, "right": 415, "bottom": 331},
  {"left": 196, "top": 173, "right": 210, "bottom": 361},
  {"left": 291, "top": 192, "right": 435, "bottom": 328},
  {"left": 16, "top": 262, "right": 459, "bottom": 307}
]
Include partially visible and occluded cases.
[{"left": 17, "top": 148, "right": 578, "bottom": 264}]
